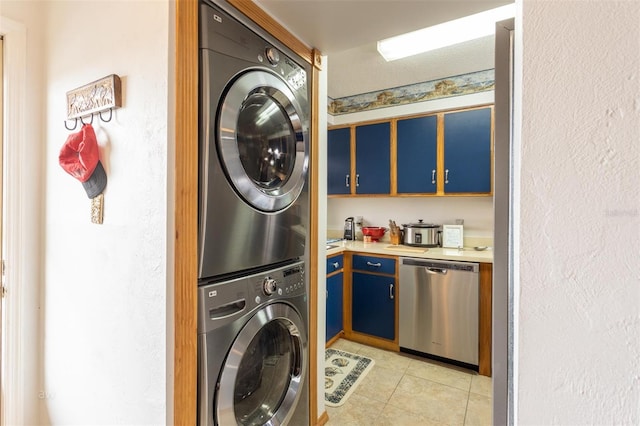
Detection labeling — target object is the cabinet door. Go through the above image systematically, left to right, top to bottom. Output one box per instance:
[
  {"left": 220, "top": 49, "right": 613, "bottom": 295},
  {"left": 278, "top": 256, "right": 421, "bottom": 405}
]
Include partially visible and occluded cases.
[
  {"left": 443, "top": 108, "right": 492, "bottom": 193},
  {"left": 397, "top": 115, "right": 437, "bottom": 194},
  {"left": 355, "top": 122, "right": 390, "bottom": 194},
  {"left": 327, "top": 128, "right": 352, "bottom": 195},
  {"left": 352, "top": 254, "right": 396, "bottom": 275},
  {"left": 352, "top": 272, "right": 395, "bottom": 340},
  {"left": 326, "top": 273, "right": 343, "bottom": 342}
]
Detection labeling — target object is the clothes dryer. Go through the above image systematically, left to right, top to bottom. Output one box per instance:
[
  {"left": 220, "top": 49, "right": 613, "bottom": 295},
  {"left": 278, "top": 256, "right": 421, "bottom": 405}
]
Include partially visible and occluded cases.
[
  {"left": 198, "top": 1, "right": 311, "bottom": 280},
  {"left": 197, "top": 260, "right": 309, "bottom": 426}
]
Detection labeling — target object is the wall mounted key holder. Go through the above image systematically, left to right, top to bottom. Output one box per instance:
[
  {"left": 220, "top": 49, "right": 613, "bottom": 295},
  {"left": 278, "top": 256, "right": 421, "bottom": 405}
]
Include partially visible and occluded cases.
[{"left": 64, "top": 74, "right": 122, "bottom": 130}]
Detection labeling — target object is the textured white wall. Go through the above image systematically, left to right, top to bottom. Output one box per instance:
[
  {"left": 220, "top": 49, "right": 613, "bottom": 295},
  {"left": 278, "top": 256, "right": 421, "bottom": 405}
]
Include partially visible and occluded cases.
[
  {"left": 40, "top": 1, "right": 170, "bottom": 424},
  {"left": 518, "top": 1, "right": 640, "bottom": 423}
]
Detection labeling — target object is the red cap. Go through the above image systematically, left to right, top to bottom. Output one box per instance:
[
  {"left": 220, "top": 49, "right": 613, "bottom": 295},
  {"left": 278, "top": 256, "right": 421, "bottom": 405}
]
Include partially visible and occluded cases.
[{"left": 59, "top": 124, "right": 107, "bottom": 198}]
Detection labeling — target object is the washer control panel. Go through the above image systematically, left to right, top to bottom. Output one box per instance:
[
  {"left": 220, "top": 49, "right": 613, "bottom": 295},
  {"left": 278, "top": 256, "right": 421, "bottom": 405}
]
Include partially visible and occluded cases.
[{"left": 250, "top": 261, "right": 305, "bottom": 300}]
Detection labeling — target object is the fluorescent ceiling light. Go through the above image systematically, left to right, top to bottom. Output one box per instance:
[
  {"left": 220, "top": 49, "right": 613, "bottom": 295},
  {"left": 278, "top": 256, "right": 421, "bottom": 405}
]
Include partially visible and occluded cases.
[{"left": 377, "top": 4, "right": 515, "bottom": 61}]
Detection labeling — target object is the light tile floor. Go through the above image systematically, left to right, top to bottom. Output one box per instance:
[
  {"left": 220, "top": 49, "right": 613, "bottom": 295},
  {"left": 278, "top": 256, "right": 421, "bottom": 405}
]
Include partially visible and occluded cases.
[{"left": 325, "top": 339, "right": 492, "bottom": 426}]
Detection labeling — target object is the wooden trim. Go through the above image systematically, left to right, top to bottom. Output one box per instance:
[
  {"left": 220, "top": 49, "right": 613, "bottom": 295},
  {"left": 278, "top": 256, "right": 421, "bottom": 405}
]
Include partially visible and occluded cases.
[
  {"left": 174, "top": 0, "right": 199, "bottom": 424},
  {"left": 226, "top": 0, "right": 313, "bottom": 65},
  {"left": 312, "top": 48, "right": 323, "bottom": 71},
  {"left": 436, "top": 113, "right": 445, "bottom": 195},
  {"left": 389, "top": 119, "right": 397, "bottom": 195},
  {"left": 349, "top": 126, "right": 356, "bottom": 195},
  {"left": 479, "top": 262, "right": 493, "bottom": 377},
  {"left": 325, "top": 331, "right": 345, "bottom": 347},
  {"left": 346, "top": 332, "right": 400, "bottom": 352},
  {"left": 316, "top": 410, "right": 330, "bottom": 426}
]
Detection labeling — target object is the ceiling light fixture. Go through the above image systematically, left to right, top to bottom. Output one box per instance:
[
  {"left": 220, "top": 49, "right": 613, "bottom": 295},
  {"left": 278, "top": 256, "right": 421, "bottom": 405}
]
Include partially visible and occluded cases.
[{"left": 376, "top": 4, "right": 515, "bottom": 61}]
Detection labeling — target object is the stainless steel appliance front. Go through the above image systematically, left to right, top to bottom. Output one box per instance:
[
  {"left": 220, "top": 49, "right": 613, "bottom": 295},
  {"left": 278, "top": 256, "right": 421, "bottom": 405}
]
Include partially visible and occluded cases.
[
  {"left": 198, "top": 1, "right": 310, "bottom": 280},
  {"left": 399, "top": 257, "right": 479, "bottom": 367},
  {"left": 197, "top": 260, "right": 309, "bottom": 426}
]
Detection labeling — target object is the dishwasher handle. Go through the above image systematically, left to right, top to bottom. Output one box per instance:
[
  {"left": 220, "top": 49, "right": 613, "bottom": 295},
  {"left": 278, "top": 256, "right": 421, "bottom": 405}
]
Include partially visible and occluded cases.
[
  {"left": 401, "top": 257, "right": 479, "bottom": 273},
  {"left": 426, "top": 267, "right": 448, "bottom": 275}
]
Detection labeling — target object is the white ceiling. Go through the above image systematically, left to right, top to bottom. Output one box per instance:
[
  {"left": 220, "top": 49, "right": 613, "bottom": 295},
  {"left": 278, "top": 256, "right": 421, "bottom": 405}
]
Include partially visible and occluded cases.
[
  {"left": 254, "top": 0, "right": 513, "bottom": 98},
  {"left": 254, "top": 0, "right": 512, "bottom": 55}
]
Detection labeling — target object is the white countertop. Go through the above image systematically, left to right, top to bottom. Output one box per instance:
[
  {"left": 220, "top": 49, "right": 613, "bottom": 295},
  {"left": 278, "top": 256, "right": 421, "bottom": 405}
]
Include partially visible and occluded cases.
[{"left": 326, "top": 240, "right": 493, "bottom": 263}]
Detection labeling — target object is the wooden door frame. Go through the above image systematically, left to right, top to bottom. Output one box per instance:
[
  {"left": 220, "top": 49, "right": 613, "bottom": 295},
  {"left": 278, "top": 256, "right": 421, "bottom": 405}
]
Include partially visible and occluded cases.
[{"left": 173, "top": 1, "right": 320, "bottom": 423}]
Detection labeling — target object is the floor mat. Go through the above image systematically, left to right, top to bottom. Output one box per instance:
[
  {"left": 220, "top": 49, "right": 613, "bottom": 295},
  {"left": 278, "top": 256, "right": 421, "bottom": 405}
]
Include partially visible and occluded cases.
[{"left": 324, "top": 348, "right": 374, "bottom": 407}]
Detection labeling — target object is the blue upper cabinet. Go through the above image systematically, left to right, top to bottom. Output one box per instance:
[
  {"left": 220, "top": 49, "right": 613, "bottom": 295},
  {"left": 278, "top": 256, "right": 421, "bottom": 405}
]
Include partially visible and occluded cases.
[
  {"left": 328, "top": 106, "right": 493, "bottom": 197},
  {"left": 443, "top": 108, "right": 492, "bottom": 194},
  {"left": 397, "top": 115, "right": 438, "bottom": 194},
  {"left": 355, "top": 122, "right": 391, "bottom": 194},
  {"left": 327, "top": 127, "right": 352, "bottom": 195}
]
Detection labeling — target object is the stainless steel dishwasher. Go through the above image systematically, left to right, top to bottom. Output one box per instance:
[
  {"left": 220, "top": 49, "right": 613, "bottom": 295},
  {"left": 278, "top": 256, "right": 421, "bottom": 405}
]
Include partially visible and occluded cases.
[{"left": 399, "top": 257, "right": 479, "bottom": 367}]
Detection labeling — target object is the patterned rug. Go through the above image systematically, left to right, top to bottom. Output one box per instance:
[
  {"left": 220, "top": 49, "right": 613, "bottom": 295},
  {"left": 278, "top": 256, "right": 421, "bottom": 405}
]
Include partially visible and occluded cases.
[{"left": 324, "top": 348, "right": 375, "bottom": 407}]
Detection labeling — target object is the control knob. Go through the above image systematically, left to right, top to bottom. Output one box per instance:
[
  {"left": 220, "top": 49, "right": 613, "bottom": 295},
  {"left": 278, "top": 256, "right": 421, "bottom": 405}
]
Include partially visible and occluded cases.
[
  {"left": 265, "top": 47, "right": 280, "bottom": 65},
  {"left": 263, "top": 277, "right": 278, "bottom": 295}
]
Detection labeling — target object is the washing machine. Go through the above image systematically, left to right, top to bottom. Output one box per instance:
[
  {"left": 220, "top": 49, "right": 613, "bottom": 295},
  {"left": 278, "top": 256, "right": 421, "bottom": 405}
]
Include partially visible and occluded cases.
[
  {"left": 198, "top": 0, "right": 311, "bottom": 280},
  {"left": 197, "top": 260, "right": 309, "bottom": 426}
]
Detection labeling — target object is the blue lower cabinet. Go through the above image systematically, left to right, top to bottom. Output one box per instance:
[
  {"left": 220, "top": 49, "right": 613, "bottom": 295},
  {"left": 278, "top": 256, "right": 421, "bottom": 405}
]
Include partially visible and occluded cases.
[
  {"left": 352, "top": 272, "right": 395, "bottom": 341},
  {"left": 326, "top": 273, "right": 343, "bottom": 342}
]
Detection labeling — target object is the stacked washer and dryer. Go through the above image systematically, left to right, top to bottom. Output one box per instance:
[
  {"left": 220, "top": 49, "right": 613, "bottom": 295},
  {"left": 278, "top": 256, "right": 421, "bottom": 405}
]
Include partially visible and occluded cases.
[{"left": 197, "top": 1, "right": 311, "bottom": 425}]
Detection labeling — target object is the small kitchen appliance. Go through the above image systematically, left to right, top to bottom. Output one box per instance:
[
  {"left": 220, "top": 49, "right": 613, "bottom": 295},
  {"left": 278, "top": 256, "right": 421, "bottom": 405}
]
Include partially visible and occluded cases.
[
  {"left": 343, "top": 217, "right": 355, "bottom": 240},
  {"left": 402, "top": 220, "right": 441, "bottom": 247}
]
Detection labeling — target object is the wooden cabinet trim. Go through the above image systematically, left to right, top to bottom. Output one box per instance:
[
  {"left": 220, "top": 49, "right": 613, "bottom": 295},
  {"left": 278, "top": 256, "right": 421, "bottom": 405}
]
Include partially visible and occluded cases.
[
  {"left": 436, "top": 113, "right": 445, "bottom": 195},
  {"left": 390, "top": 120, "right": 398, "bottom": 195},
  {"left": 349, "top": 126, "right": 356, "bottom": 195},
  {"left": 479, "top": 262, "right": 493, "bottom": 377}
]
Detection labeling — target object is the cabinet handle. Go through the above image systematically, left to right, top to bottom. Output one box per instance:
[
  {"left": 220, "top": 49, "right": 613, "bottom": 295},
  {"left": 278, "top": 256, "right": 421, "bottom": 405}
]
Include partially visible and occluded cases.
[
  {"left": 431, "top": 169, "right": 436, "bottom": 184},
  {"left": 445, "top": 169, "right": 449, "bottom": 184},
  {"left": 346, "top": 174, "right": 350, "bottom": 187},
  {"left": 355, "top": 174, "right": 360, "bottom": 187},
  {"left": 366, "top": 261, "right": 381, "bottom": 267},
  {"left": 332, "top": 262, "right": 339, "bottom": 269},
  {"left": 389, "top": 284, "right": 394, "bottom": 299}
]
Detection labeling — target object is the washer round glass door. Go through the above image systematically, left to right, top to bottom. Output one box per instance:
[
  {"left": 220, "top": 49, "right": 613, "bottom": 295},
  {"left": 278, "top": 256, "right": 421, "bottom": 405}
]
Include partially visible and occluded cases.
[
  {"left": 218, "top": 69, "right": 309, "bottom": 212},
  {"left": 216, "top": 303, "right": 306, "bottom": 426}
]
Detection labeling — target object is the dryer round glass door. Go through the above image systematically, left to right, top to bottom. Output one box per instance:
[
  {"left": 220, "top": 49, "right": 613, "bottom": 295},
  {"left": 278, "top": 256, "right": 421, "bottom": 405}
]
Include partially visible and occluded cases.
[
  {"left": 218, "top": 69, "right": 309, "bottom": 212},
  {"left": 216, "top": 303, "right": 307, "bottom": 426}
]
